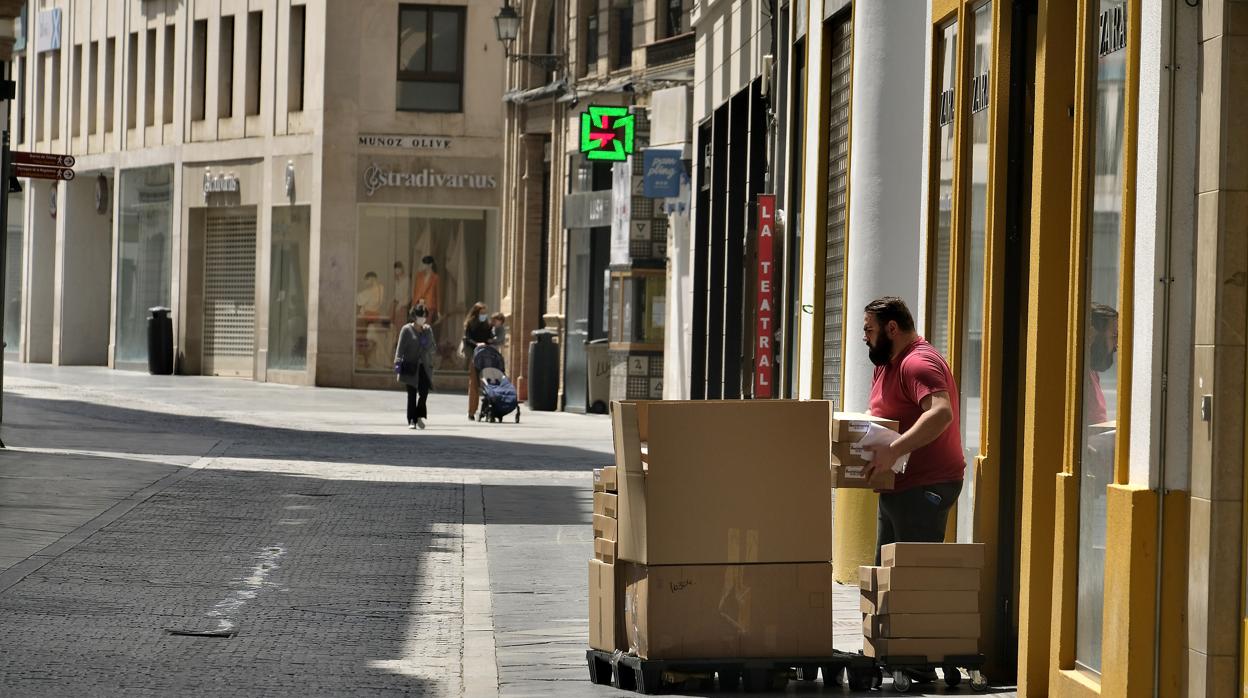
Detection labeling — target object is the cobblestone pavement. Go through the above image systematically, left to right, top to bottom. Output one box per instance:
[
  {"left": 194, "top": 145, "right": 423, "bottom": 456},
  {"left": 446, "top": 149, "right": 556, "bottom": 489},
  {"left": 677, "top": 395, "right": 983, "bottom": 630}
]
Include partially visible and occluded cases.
[{"left": 0, "top": 364, "right": 1016, "bottom": 697}]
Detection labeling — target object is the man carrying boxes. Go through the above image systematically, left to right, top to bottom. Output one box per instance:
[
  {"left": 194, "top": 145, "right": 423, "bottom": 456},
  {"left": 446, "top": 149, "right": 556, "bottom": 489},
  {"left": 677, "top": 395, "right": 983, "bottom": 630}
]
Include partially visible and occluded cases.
[
  {"left": 858, "top": 297, "right": 965, "bottom": 564},
  {"left": 860, "top": 542, "right": 985, "bottom": 689}
]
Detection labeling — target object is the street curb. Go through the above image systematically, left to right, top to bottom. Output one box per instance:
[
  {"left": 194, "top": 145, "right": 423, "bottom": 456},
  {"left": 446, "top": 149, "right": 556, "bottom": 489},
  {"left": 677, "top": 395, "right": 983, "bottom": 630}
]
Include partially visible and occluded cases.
[
  {"left": 0, "top": 439, "right": 232, "bottom": 595},
  {"left": 463, "top": 482, "right": 500, "bottom": 698}
]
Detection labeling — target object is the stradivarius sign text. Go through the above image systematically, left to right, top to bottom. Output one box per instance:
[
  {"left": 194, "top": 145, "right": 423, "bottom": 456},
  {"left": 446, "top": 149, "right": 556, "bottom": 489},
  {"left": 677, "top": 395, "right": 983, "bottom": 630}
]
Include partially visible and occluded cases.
[{"left": 363, "top": 163, "right": 498, "bottom": 197}]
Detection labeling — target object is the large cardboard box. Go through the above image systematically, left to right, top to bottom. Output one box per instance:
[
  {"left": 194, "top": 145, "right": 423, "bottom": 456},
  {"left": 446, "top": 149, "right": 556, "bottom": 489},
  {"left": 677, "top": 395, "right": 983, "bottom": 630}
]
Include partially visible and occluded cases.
[
  {"left": 612, "top": 400, "right": 834, "bottom": 565},
  {"left": 830, "top": 413, "right": 899, "bottom": 489},
  {"left": 593, "top": 491, "right": 618, "bottom": 518},
  {"left": 593, "top": 514, "right": 617, "bottom": 542},
  {"left": 881, "top": 542, "right": 985, "bottom": 568},
  {"left": 589, "top": 559, "right": 624, "bottom": 651},
  {"left": 621, "top": 561, "right": 835, "bottom": 659},
  {"left": 860, "top": 566, "right": 980, "bottom": 592},
  {"left": 860, "top": 589, "right": 980, "bottom": 614},
  {"left": 863, "top": 613, "right": 981, "bottom": 639},
  {"left": 863, "top": 637, "right": 979, "bottom": 661}
]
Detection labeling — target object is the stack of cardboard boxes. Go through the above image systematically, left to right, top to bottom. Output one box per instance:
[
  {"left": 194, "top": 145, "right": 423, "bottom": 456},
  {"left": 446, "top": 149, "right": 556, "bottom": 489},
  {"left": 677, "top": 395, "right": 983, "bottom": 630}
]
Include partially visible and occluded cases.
[
  {"left": 589, "top": 400, "right": 839, "bottom": 659},
  {"left": 830, "top": 412, "right": 899, "bottom": 490},
  {"left": 589, "top": 466, "right": 622, "bottom": 652},
  {"left": 859, "top": 543, "right": 984, "bottom": 660}
]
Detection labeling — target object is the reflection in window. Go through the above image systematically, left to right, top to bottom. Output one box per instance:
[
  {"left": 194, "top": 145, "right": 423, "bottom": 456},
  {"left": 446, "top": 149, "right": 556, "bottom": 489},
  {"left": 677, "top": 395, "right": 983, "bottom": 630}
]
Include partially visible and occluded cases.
[
  {"left": 1075, "top": 0, "right": 1127, "bottom": 676},
  {"left": 957, "top": 1, "right": 992, "bottom": 543},
  {"left": 397, "top": 5, "right": 464, "bottom": 112},
  {"left": 928, "top": 20, "right": 957, "bottom": 356},
  {"left": 116, "top": 167, "right": 173, "bottom": 365},
  {"left": 4, "top": 192, "right": 23, "bottom": 353},
  {"left": 268, "top": 206, "right": 310, "bottom": 370},
  {"left": 356, "top": 206, "right": 489, "bottom": 374}
]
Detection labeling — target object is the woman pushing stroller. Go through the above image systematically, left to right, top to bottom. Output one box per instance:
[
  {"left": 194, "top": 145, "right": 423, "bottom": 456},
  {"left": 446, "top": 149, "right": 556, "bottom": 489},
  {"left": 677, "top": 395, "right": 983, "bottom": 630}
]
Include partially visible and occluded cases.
[{"left": 394, "top": 304, "right": 435, "bottom": 429}]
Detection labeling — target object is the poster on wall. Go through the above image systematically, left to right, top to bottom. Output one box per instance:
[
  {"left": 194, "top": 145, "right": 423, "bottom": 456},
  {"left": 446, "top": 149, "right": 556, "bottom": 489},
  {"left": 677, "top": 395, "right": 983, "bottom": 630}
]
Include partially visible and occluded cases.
[
  {"left": 610, "top": 161, "right": 632, "bottom": 266},
  {"left": 354, "top": 207, "right": 491, "bottom": 375}
]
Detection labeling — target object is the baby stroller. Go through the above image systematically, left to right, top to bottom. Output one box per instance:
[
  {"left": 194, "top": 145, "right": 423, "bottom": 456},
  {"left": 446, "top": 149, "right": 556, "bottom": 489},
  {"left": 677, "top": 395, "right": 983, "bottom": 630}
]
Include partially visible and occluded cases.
[{"left": 473, "top": 345, "right": 520, "bottom": 423}]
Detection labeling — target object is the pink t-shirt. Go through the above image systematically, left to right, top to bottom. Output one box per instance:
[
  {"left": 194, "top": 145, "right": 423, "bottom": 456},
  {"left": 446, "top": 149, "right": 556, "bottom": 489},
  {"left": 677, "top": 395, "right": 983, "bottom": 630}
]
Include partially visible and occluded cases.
[{"left": 868, "top": 338, "right": 965, "bottom": 491}]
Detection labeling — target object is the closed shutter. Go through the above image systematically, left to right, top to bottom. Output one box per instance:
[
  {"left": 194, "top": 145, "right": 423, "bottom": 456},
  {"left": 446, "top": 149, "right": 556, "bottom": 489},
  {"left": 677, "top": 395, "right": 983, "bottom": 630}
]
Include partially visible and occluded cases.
[
  {"left": 822, "top": 15, "right": 852, "bottom": 405},
  {"left": 203, "top": 209, "right": 257, "bottom": 377}
]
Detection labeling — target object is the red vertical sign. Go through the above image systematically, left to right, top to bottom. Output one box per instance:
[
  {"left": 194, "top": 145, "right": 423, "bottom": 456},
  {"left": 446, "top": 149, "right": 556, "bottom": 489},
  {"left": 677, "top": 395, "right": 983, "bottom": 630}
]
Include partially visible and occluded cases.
[{"left": 754, "top": 195, "right": 776, "bottom": 398}]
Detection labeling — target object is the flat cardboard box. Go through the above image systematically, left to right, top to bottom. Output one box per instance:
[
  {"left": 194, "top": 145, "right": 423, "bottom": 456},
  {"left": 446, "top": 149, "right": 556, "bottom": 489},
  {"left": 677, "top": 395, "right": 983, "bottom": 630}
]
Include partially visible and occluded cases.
[
  {"left": 612, "top": 400, "right": 834, "bottom": 565},
  {"left": 831, "top": 412, "right": 900, "bottom": 443},
  {"left": 832, "top": 452, "right": 896, "bottom": 489},
  {"left": 600, "top": 466, "right": 618, "bottom": 492},
  {"left": 593, "top": 468, "right": 606, "bottom": 492},
  {"left": 593, "top": 491, "right": 618, "bottom": 518},
  {"left": 593, "top": 514, "right": 618, "bottom": 542},
  {"left": 595, "top": 537, "right": 617, "bottom": 564},
  {"left": 881, "top": 542, "right": 985, "bottom": 568},
  {"left": 589, "top": 559, "right": 625, "bottom": 651},
  {"left": 621, "top": 561, "right": 835, "bottom": 659},
  {"left": 859, "top": 566, "right": 878, "bottom": 590},
  {"left": 869, "top": 566, "right": 980, "bottom": 592},
  {"left": 861, "top": 589, "right": 981, "bottom": 615},
  {"left": 863, "top": 613, "right": 981, "bottom": 639},
  {"left": 863, "top": 637, "right": 979, "bottom": 661}
]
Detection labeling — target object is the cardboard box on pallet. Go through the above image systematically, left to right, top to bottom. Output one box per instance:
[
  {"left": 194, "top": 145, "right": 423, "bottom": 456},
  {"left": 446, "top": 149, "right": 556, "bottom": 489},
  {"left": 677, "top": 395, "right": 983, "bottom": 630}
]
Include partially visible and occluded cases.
[
  {"left": 612, "top": 400, "right": 833, "bottom": 565},
  {"left": 830, "top": 412, "right": 898, "bottom": 490},
  {"left": 595, "top": 466, "right": 618, "bottom": 492},
  {"left": 593, "top": 491, "right": 618, "bottom": 519},
  {"left": 592, "top": 514, "right": 617, "bottom": 542},
  {"left": 594, "top": 537, "right": 617, "bottom": 564},
  {"left": 881, "top": 542, "right": 985, "bottom": 568},
  {"left": 589, "top": 559, "right": 625, "bottom": 651},
  {"left": 621, "top": 561, "right": 835, "bottom": 659},
  {"left": 859, "top": 565, "right": 980, "bottom": 592},
  {"left": 860, "top": 589, "right": 980, "bottom": 615},
  {"left": 863, "top": 613, "right": 981, "bottom": 639},
  {"left": 863, "top": 637, "right": 978, "bottom": 661}
]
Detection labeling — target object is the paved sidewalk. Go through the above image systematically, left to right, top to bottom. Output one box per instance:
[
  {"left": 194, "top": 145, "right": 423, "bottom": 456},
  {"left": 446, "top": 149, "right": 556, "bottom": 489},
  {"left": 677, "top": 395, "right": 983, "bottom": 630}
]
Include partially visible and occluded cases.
[{"left": 0, "top": 363, "right": 1016, "bottom": 696}]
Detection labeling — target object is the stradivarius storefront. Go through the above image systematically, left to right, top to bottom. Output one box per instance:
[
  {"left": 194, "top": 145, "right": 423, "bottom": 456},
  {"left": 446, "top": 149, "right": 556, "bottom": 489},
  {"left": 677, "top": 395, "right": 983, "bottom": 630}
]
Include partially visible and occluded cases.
[{"left": 349, "top": 154, "right": 501, "bottom": 390}]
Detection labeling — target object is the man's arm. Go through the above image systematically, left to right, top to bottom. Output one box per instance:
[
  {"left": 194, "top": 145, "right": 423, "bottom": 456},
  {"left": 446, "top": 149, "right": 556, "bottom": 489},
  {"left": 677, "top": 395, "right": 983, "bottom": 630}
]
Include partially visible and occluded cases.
[{"left": 866, "top": 391, "right": 955, "bottom": 475}]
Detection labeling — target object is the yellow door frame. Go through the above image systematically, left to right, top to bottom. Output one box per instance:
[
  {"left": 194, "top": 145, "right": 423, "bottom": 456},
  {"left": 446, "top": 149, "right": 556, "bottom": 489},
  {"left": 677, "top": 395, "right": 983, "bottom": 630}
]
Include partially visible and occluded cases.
[
  {"left": 926, "top": 0, "right": 1012, "bottom": 674},
  {"left": 1050, "top": 0, "right": 1143, "bottom": 695}
]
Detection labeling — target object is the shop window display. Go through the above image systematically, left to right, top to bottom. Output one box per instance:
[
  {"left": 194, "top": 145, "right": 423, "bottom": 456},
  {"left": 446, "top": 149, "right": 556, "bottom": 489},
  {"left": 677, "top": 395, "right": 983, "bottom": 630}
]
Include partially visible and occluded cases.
[{"left": 356, "top": 206, "right": 490, "bottom": 373}]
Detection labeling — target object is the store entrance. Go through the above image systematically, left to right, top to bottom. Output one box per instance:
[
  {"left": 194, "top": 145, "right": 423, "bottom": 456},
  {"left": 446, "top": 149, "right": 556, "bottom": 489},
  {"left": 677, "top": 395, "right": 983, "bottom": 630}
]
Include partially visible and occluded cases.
[
  {"left": 201, "top": 207, "right": 258, "bottom": 378},
  {"left": 564, "top": 226, "right": 610, "bottom": 412}
]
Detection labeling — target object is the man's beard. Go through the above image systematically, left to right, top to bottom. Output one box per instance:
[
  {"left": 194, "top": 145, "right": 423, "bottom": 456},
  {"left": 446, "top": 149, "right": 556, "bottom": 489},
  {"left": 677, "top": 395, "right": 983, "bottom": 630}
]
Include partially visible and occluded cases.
[
  {"left": 868, "top": 334, "right": 894, "bottom": 366},
  {"left": 1089, "top": 340, "right": 1116, "bottom": 373}
]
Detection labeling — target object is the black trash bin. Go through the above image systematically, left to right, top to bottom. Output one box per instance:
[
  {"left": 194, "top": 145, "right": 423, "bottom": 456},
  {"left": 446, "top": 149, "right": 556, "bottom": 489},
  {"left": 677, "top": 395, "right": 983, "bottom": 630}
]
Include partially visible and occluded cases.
[
  {"left": 147, "top": 307, "right": 174, "bottom": 375},
  {"left": 528, "top": 328, "right": 559, "bottom": 411}
]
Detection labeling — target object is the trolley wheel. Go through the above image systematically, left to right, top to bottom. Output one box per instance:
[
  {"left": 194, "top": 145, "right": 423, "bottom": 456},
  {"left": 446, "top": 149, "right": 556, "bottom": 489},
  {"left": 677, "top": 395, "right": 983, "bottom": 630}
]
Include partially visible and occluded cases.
[
  {"left": 586, "top": 653, "right": 612, "bottom": 685},
  {"left": 635, "top": 664, "right": 664, "bottom": 695},
  {"left": 820, "top": 664, "right": 843, "bottom": 687},
  {"left": 942, "top": 665, "right": 962, "bottom": 687},
  {"left": 846, "top": 667, "right": 873, "bottom": 691},
  {"left": 718, "top": 669, "right": 740, "bottom": 690},
  {"left": 892, "top": 670, "right": 913, "bottom": 693},
  {"left": 970, "top": 670, "right": 989, "bottom": 692}
]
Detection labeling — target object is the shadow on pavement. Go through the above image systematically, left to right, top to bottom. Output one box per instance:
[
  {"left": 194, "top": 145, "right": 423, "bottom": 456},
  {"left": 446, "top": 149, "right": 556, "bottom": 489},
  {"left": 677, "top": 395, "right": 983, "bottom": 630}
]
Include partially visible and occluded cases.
[{"left": 3, "top": 393, "right": 611, "bottom": 472}]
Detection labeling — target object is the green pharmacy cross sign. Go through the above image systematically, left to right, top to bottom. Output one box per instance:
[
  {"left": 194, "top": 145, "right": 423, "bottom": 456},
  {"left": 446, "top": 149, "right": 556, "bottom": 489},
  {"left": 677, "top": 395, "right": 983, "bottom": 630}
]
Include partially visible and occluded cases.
[{"left": 580, "top": 106, "right": 635, "bottom": 162}]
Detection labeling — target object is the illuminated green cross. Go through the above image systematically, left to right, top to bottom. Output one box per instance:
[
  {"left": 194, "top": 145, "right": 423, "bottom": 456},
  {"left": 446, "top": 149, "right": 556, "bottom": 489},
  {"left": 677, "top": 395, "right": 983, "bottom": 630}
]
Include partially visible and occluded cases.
[{"left": 580, "top": 106, "right": 635, "bottom": 162}]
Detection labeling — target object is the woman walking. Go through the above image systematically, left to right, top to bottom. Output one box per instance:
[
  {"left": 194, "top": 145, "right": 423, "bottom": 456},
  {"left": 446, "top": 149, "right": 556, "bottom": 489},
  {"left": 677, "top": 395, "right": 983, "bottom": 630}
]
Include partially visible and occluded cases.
[
  {"left": 462, "top": 301, "right": 494, "bottom": 420},
  {"left": 395, "top": 304, "right": 436, "bottom": 429}
]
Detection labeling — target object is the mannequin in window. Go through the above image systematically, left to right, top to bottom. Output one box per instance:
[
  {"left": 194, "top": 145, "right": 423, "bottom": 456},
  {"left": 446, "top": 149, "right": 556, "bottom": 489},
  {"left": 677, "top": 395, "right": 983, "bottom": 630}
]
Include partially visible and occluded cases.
[
  {"left": 411, "top": 255, "right": 441, "bottom": 323},
  {"left": 392, "top": 261, "right": 412, "bottom": 332},
  {"left": 356, "top": 271, "right": 386, "bottom": 368}
]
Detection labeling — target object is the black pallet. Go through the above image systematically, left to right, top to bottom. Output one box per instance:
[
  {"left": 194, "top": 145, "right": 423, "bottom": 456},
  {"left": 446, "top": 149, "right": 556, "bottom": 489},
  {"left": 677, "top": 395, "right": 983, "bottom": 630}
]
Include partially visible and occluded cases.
[
  {"left": 586, "top": 648, "right": 878, "bottom": 694},
  {"left": 874, "top": 653, "right": 990, "bottom": 693}
]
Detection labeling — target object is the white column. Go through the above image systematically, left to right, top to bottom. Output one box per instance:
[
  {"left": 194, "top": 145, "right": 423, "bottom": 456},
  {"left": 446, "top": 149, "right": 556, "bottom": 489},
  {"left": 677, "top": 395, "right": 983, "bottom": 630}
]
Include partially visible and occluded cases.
[{"left": 840, "top": 1, "right": 928, "bottom": 411}]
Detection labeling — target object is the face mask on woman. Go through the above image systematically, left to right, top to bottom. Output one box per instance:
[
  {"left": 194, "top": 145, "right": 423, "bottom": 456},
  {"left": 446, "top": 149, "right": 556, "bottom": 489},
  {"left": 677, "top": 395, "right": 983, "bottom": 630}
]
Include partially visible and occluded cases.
[
  {"left": 478, "top": 313, "right": 488, "bottom": 322},
  {"left": 415, "top": 317, "right": 427, "bottom": 327}
]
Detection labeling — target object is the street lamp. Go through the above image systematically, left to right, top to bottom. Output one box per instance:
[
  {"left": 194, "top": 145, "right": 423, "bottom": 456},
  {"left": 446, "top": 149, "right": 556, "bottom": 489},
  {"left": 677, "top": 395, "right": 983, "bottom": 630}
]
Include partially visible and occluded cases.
[{"left": 493, "top": 0, "right": 565, "bottom": 72}]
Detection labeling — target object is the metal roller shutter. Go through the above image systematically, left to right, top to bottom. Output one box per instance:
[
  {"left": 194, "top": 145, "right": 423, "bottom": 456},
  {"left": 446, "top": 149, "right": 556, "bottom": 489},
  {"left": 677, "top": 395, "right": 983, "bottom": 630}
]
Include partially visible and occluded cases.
[
  {"left": 822, "top": 15, "right": 852, "bottom": 405},
  {"left": 203, "top": 209, "right": 257, "bottom": 377}
]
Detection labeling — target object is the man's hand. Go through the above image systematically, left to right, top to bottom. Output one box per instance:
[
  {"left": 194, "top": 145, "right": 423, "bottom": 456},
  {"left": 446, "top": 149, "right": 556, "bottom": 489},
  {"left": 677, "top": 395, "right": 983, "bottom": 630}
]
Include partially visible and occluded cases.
[{"left": 864, "top": 439, "right": 901, "bottom": 481}]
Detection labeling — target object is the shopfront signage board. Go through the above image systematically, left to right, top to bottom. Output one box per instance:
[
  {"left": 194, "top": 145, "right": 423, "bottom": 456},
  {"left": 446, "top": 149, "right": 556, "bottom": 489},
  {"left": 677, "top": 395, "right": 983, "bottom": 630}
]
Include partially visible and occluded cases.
[
  {"left": 642, "top": 149, "right": 683, "bottom": 198},
  {"left": 754, "top": 194, "right": 776, "bottom": 398}
]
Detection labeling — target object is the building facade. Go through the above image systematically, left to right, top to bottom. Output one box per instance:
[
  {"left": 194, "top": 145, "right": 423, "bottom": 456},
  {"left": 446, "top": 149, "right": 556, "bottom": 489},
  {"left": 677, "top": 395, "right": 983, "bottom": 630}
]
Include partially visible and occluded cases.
[
  {"left": 7, "top": 0, "right": 504, "bottom": 391},
  {"left": 788, "top": 0, "right": 1246, "bottom": 693}
]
